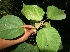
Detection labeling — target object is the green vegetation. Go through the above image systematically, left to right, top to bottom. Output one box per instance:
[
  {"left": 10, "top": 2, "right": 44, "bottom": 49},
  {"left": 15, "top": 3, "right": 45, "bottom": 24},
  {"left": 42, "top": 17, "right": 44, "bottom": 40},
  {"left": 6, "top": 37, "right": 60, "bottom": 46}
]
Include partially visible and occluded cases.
[{"left": 0, "top": 3, "right": 66, "bottom": 52}]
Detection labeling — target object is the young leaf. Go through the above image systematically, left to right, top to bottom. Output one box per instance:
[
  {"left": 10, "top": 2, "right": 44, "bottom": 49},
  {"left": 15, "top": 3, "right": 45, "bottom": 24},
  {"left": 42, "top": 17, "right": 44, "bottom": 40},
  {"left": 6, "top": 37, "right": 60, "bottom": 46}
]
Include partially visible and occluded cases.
[
  {"left": 21, "top": 3, "right": 45, "bottom": 21},
  {"left": 46, "top": 6, "right": 66, "bottom": 20},
  {"left": 0, "top": 15, "right": 24, "bottom": 39},
  {"left": 43, "top": 21, "right": 51, "bottom": 27},
  {"left": 35, "top": 22, "right": 42, "bottom": 29},
  {"left": 36, "top": 27, "right": 61, "bottom": 52},
  {"left": 11, "top": 42, "right": 39, "bottom": 52}
]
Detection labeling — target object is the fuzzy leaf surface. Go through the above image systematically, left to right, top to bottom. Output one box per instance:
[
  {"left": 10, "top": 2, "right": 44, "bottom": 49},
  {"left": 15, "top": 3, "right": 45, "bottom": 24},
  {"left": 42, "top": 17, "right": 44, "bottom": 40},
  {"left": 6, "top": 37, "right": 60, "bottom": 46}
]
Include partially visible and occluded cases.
[
  {"left": 21, "top": 3, "right": 45, "bottom": 21},
  {"left": 46, "top": 6, "right": 66, "bottom": 20},
  {"left": 0, "top": 15, "right": 24, "bottom": 39},
  {"left": 36, "top": 27, "right": 61, "bottom": 52},
  {"left": 11, "top": 42, "right": 39, "bottom": 52}
]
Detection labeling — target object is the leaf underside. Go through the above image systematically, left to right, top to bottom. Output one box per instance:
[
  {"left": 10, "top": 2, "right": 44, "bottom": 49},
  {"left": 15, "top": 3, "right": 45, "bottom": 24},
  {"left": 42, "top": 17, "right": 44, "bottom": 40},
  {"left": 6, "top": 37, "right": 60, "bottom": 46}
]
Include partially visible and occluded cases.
[
  {"left": 0, "top": 15, "right": 24, "bottom": 39},
  {"left": 36, "top": 27, "right": 61, "bottom": 52}
]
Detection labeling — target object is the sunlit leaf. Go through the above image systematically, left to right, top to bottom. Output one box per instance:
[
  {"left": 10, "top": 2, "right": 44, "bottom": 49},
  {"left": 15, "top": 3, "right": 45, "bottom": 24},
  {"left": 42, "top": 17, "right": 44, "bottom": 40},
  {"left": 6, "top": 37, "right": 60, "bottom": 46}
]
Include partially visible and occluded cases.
[{"left": 21, "top": 3, "right": 45, "bottom": 21}]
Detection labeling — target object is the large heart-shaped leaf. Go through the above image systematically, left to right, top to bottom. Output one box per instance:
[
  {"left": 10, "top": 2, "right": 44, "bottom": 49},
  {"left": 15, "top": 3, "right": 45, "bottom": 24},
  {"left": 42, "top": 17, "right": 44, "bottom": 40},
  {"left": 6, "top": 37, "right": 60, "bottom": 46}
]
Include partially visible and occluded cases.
[
  {"left": 21, "top": 3, "right": 45, "bottom": 21},
  {"left": 46, "top": 6, "right": 66, "bottom": 20},
  {"left": 0, "top": 15, "right": 24, "bottom": 39},
  {"left": 36, "top": 27, "right": 61, "bottom": 52},
  {"left": 11, "top": 42, "right": 39, "bottom": 52}
]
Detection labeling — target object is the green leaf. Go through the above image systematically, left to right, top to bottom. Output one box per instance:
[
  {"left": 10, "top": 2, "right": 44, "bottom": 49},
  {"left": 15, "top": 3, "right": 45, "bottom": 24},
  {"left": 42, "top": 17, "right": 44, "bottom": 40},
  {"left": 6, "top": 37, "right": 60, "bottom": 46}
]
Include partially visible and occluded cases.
[
  {"left": 21, "top": 3, "right": 45, "bottom": 21},
  {"left": 46, "top": 6, "right": 66, "bottom": 20},
  {"left": 0, "top": 15, "right": 24, "bottom": 39},
  {"left": 43, "top": 21, "right": 51, "bottom": 27},
  {"left": 35, "top": 22, "right": 41, "bottom": 29},
  {"left": 36, "top": 27, "right": 61, "bottom": 52},
  {"left": 11, "top": 42, "right": 39, "bottom": 52},
  {"left": 58, "top": 42, "right": 63, "bottom": 50}
]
